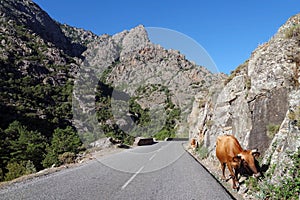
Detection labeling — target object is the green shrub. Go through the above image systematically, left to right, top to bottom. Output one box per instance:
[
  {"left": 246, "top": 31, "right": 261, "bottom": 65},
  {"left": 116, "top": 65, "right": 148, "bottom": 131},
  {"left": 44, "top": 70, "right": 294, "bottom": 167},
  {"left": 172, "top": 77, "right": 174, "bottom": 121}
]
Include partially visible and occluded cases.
[
  {"left": 129, "top": 97, "right": 151, "bottom": 126},
  {"left": 154, "top": 129, "right": 175, "bottom": 141},
  {"left": 123, "top": 135, "right": 135, "bottom": 146},
  {"left": 42, "top": 150, "right": 59, "bottom": 168},
  {"left": 4, "top": 160, "right": 36, "bottom": 181},
  {"left": 24, "top": 160, "right": 36, "bottom": 175},
  {"left": 4, "top": 162, "right": 26, "bottom": 181}
]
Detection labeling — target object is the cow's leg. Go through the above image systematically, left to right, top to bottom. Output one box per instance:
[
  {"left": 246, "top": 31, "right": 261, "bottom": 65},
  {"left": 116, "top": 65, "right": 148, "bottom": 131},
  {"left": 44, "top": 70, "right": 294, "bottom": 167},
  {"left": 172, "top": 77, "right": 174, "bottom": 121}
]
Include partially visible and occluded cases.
[
  {"left": 221, "top": 163, "right": 226, "bottom": 180},
  {"left": 227, "top": 164, "right": 239, "bottom": 189},
  {"left": 234, "top": 167, "right": 239, "bottom": 181}
]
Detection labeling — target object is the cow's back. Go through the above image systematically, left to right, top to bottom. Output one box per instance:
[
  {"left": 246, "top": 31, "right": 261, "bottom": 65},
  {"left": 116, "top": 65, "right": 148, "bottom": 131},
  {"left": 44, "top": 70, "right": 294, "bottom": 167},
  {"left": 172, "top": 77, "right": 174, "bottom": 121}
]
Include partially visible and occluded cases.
[{"left": 216, "top": 135, "right": 243, "bottom": 163}]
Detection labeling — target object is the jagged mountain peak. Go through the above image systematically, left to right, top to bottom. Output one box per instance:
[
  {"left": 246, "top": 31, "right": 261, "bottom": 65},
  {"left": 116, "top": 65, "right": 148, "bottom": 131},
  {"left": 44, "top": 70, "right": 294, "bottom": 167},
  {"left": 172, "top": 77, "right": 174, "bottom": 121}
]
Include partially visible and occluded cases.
[{"left": 114, "top": 25, "right": 150, "bottom": 59}]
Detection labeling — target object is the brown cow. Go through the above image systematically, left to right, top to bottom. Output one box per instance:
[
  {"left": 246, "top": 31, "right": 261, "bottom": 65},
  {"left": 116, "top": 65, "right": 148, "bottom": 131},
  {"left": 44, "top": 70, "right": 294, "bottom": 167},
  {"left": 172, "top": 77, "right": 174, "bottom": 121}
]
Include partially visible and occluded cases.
[
  {"left": 216, "top": 134, "right": 260, "bottom": 189},
  {"left": 190, "top": 138, "right": 197, "bottom": 150}
]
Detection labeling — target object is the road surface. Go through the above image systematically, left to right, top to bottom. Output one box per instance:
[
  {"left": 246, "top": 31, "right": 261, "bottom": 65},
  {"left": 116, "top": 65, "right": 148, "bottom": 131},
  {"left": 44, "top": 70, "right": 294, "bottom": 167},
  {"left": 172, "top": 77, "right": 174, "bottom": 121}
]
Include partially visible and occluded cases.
[{"left": 0, "top": 141, "right": 234, "bottom": 200}]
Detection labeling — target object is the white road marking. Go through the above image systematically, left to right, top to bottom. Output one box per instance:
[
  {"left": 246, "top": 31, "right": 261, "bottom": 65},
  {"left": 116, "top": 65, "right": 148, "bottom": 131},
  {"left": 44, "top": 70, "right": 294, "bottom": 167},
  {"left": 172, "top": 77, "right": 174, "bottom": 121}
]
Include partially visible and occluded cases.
[
  {"left": 121, "top": 142, "right": 173, "bottom": 190},
  {"left": 148, "top": 142, "right": 171, "bottom": 159},
  {"left": 149, "top": 153, "right": 157, "bottom": 161},
  {"left": 121, "top": 166, "right": 144, "bottom": 190}
]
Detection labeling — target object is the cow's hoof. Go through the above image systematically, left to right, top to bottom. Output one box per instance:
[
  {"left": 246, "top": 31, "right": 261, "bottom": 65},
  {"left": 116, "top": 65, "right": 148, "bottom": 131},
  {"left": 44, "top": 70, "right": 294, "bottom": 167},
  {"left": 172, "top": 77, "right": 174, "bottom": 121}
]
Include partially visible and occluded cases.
[
  {"left": 232, "top": 183, "right": 240, "bottom": 191},
  {"left": 232, "top": 186, "right": 239, "bottom": 192}
]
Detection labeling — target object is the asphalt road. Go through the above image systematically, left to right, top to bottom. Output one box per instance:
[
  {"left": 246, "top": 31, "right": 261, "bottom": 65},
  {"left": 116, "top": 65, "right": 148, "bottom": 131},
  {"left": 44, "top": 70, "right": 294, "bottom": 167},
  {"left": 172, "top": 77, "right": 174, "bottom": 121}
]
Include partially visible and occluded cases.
[{"left": 0, "top": 141, "right": 234, "bottom": 200}]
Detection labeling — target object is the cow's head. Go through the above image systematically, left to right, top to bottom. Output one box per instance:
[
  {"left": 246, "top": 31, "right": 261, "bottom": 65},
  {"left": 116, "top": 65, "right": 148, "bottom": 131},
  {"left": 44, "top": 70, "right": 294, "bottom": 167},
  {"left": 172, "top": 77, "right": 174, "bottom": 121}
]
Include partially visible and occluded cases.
[{"left": 237, "top": 149, "right": 261, "bottom": 177}]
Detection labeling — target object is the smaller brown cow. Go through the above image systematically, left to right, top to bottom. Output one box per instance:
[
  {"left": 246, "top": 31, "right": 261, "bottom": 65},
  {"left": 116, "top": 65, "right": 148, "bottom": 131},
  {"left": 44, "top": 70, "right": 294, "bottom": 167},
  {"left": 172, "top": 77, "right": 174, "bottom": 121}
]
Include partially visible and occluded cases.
[
  {"left": 216, "top": 134, "right": 260, "bottom": 189},
  {"left": 190, "top": 138, "right": 197, "bottom": 150}
]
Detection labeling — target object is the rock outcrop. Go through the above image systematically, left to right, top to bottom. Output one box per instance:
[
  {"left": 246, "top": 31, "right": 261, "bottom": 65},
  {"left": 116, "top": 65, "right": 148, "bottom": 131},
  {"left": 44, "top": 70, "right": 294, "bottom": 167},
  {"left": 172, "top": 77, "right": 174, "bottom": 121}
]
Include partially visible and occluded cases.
[{"left": 189, "top": 14, "right": 300, "bottom": 197}]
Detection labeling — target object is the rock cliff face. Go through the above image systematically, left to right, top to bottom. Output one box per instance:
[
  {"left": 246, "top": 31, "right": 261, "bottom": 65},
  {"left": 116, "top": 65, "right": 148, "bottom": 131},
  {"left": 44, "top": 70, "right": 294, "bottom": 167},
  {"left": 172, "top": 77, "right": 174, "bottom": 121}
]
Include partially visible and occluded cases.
[{"left": 189, "top": 14, "right": 300, "bottom": 197}]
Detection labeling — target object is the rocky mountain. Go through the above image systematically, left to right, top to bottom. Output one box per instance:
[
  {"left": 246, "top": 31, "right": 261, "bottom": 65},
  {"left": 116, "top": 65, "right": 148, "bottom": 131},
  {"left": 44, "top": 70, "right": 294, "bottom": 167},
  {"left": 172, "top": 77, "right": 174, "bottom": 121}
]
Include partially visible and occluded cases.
[
  {"left": 0, "top": 0, "right": 223, "bottom": 181},
  {"left": 189, "top": 14, "right": 300, "bottom": 198},
  {"left": 71, "top": 24, "right": 225, "bottom": 144}
]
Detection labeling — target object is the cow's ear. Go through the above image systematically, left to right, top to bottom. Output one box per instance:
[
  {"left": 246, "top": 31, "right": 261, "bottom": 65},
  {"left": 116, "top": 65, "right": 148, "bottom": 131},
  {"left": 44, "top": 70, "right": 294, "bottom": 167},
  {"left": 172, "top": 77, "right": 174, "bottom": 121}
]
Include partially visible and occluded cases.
[{"left": 251, "top": 149, "right": 260, "bottom": 158}]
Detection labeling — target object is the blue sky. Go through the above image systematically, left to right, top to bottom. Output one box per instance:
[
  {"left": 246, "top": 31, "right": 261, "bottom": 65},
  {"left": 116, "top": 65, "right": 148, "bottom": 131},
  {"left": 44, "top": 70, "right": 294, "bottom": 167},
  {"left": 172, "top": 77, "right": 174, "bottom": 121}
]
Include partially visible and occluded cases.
[{"left": 33, "top": 0, "right": 300, "bottom": 74}]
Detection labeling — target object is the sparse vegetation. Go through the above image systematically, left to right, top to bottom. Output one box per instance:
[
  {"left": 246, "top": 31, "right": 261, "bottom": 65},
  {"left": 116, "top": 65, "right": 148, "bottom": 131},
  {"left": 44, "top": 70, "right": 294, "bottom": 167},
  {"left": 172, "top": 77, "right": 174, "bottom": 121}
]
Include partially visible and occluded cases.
[
  {"left": 285, "top": 24, "right": 300, "bottom": 39},
  {"left": 224, "top": 60, "right": 249, "bottom": 85},
  {"left": 245, "top": 77, "right": 251, "bottom": 90},
  {"left": 198, "top": 99, "right": 207, "bottom": 108},
  {"left": 288, "top": 106, "right": 300, "bottom": 128},
  {"left": 206, "top": 120, "right": 214, "bottom": 129},
  {"left": 266, "top": 124, "right": 280, "bottom": 138},
  {"left": 196, "top": 144, "right": 209, "bottom": 159},
  {"left": 251, "top": 148, "right": 300, "bottom": 199},
  {"left": 245, "top": 176, "right": 260, "bottom": 192}
]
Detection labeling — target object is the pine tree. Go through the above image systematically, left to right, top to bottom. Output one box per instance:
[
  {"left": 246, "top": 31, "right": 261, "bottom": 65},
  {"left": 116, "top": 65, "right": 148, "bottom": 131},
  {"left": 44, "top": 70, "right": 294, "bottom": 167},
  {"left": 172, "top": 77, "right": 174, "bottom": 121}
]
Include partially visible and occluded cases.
[
  {"left": 5, "top": 121, "right": 47, "bottom": 170},
  {"left": 43, "top": 126, "right": 82, "bottom": 168}
]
